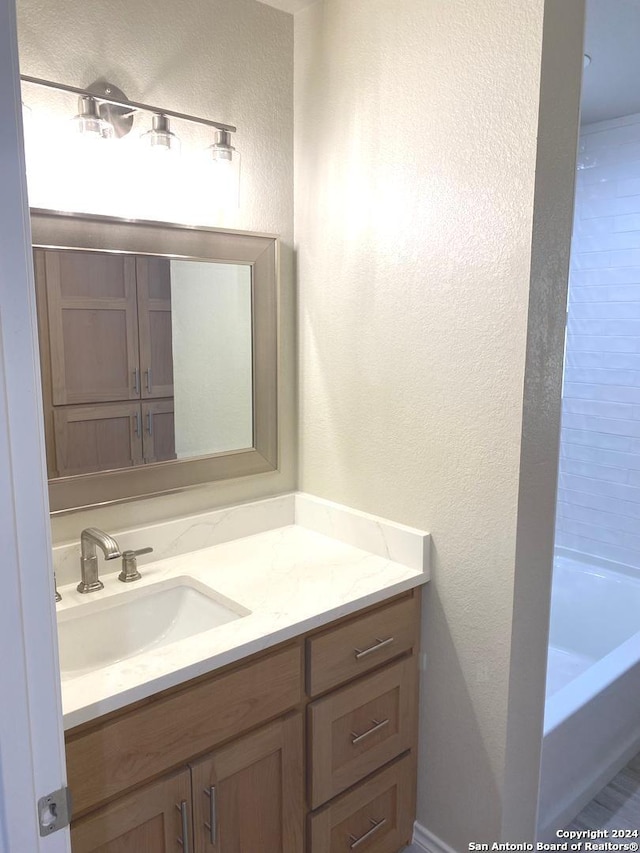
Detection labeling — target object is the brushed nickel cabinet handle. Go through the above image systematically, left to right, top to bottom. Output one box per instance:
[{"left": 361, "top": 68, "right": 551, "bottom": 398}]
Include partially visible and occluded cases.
[
  {"left": 133, "top": 368, "right": 139, "bottom": 395},
  {"left": 145, "top": 368, "right": 152, "bottom": 393},
  {"left": 146, "top": 411, "right": 153, "bottom": 435},
  {"left": 133, "top": 412, "right": 141, "bottom": 438},
  {"left": 354, "top": 636, "right": 394, "bottom": 660},
  {"left": 351, "top": 718, "right": 389, "bottom": 745},
  {"left": 203, "top": 785, "right": 217, "bottom": 845},
  {"left": 176, "top": 801, "right": 191, "bottom": 852},
  {"left": 349, "top": 817, "right": 387, "bottom": 849}
]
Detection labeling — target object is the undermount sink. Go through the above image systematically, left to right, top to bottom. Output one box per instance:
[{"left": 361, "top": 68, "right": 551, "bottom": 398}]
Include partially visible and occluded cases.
[{"left": 57, "top": 577, "right": 250, "bottom": 680}]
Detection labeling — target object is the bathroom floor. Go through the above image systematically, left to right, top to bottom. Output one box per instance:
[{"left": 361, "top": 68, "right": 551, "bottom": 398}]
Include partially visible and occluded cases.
[{"left": 567, "top": 750, "right": 640, "bottom": 832}]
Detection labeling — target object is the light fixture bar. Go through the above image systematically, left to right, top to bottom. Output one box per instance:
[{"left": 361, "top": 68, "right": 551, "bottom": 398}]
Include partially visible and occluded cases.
[{"left": 20, "top": 74, "right": 237, "bottom": 134}]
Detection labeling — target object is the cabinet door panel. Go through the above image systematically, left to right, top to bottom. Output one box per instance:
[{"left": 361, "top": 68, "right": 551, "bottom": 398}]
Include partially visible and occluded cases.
[
  {"left": 45, "top": 250, "right": 139, "bottom": 404},
  {"left": 137, "top": 257, "right": 174, "bottom": 399},
  {"left": 142, "top": 399, "right": 176, "bottom": 463},
  {"left": 54, "top": 403, "right": 143, "bottom": 476},
  {"left": 190, "top": 714, "right": 304, "bottom": 853},
  {"left": 70, "top": 768, "right": 191, "bottom": 853}
]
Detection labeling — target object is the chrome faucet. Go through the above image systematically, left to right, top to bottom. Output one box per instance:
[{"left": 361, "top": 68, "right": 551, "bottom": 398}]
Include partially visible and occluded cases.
[{"left": 78, "top": 527, "right": 121, "bottom": 594}]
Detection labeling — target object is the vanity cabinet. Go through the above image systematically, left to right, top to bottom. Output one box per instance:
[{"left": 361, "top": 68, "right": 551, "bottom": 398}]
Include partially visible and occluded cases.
[
  {"left": 34, "top": 248, "right": 175, "bottom": 477},
  {"left": 65, "top": 590, "right": 420, "bottom": 853}
]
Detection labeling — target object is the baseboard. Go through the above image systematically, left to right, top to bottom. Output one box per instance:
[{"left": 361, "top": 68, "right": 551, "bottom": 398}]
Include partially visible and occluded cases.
[{"left": 413, "top": 822, "right": 459, "bottom": 853}]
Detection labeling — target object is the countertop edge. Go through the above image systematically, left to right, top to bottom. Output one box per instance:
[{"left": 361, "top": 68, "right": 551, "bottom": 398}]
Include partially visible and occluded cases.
[{"left": 62, "top": 572, "right": 427, "bottom": 730}]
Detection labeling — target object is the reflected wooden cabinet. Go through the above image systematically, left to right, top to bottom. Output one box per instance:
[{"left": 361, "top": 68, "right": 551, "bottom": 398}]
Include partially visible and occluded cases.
[
  {"left": 34, "top": 249, "right": 175, "bottom": 477},
  {"left": 137, "top": 257, "right": 174, "bottom": 400},
  {"left": 51, "top": 399, "right": 176, "bottom": 476},
  {"left": 142, "top": 399, "right": 176, "bottom": 464},
  {"left": 53, "top": 403, "right": 143, "bottom": 476}
]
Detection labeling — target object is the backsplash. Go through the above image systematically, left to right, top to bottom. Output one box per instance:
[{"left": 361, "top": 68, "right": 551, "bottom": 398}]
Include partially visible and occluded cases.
[{"left": 53, "top": 493, "right": 430, "bottom": 587}]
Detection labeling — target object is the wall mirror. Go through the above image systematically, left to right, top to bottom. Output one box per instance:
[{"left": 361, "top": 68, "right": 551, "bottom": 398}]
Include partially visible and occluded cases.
[{"left": 31, "top": 209, "right": 278, "bottom": 513}]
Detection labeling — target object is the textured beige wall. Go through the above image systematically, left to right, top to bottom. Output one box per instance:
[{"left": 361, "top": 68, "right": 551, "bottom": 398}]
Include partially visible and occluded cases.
[
  {"left": 17, "top": 0, "right": 295, "bottom": 541},
  {"left": 295, "top": 0, "right": 583, "bottom": 845}
]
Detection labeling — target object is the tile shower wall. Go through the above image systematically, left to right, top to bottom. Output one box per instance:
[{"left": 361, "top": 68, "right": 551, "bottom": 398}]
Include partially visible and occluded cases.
[{"left": 557, "top": 113, "right": 640, "bottom": 571}]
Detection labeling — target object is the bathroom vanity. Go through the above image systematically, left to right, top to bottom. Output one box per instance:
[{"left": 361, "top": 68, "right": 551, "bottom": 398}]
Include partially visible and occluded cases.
[
  {"left": 32, "top": 210, "right": 429, "bottom": 851},
  {"left": 52, "top": 501, "right": 429, "bottom": 853},
  {"left": 65, "top": 590, "right": 420, "bottom": 853}
]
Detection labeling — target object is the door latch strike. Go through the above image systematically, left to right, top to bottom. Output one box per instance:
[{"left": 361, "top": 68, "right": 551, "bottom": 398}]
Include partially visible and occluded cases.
[{"left": 37, "top": 786, "right": 72, "bottom": 836}]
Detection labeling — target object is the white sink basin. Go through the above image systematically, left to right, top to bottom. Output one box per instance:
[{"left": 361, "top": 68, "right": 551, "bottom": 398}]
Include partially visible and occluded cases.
[{"left": 57, "top": 577, "right": 249, "bottom": 680}]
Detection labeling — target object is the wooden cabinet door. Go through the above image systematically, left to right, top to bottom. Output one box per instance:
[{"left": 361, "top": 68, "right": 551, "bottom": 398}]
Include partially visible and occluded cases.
[
  {"left": 44, "top": 250, "right": 140, "bottom": 404},
  {"left": 137, "top": 257, "right": 174, "bottom": 399},
  {"left": 142, "top": 399, "right": 176, "bottom": 463},
  {"left": 53, "top": 403, "right": 143, "bottom": 476},
  {"left": 190, "top": 714, "right": 304, "bottom": 853},
  {"left": 70, "top": 768, "right": 192, "bottom": 853}
]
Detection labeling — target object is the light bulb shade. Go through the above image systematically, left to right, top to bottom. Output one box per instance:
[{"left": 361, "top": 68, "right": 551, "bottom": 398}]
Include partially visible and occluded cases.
[
  {"left": 71, "top": 96, "right": 114, "bottom": 139},
  {"left": 140, "top": 114, "right": 181, "bottom": 154},
  {"left": 209, "top": 129, "right": 237, "bottom": 162},
  {"left": 207, "top": 131, "right": 240, "bottom": 208}
]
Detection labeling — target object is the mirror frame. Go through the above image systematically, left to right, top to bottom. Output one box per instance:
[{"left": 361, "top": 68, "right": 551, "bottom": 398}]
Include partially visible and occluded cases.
[{"left": 30, "top": 209, "right": 278, "bottom": 514}]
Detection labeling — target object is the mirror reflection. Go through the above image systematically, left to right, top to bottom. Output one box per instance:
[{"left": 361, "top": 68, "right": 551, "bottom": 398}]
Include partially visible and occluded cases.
[{"left": 34, "top": 249, "right": 253, "bottom": 479}]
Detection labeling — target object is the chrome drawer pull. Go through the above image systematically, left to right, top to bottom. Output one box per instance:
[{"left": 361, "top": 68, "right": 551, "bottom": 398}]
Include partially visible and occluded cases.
[
  {"left": 354, "top": 636, "right": 394, "bottom": 660},
  {"left": 351, "top": 718, "right": 389, "bottom": 745},
  {"left": 203, "top": 785, "right": 217, "bottom": 845},
  {"left": 176, "top": 801, "right": 191, "bottom": 852},
  {"left": 349, "top": 817, "right": 387, "bottom": 849}
]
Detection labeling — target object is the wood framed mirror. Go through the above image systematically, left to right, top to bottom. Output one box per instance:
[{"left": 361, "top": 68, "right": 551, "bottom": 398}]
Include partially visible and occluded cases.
[{"left": 31, "top": 209, "right": 278, "bottom": 513}]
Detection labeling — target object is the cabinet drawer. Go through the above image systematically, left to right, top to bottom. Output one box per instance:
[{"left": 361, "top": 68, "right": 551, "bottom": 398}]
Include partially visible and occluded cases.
[
  {"left": 307, "top": 596, "right": 419, "bottom": 697},
  {"left": 66, "top": 644, "right": 302, "bottom": 816},
  {"left": 308, "top": 657, "right": 417, "bottom": 808},
  {"left": 309, "top": 753, "right": 415, "bottom": 853}
]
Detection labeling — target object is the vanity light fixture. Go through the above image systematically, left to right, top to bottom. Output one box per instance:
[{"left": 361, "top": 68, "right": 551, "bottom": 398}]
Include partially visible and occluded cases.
[
  {"left": 20, "top": 73, "right": 238, "bottom": 162},
  {"left": 70, "top": 95, "right": 114, "bottom": 140},
  {"left": 140, "top": 114, "right": 181, "bottom": 154},
  {"left": 209, "top": 129, "right": 236, "bottom": 163}
]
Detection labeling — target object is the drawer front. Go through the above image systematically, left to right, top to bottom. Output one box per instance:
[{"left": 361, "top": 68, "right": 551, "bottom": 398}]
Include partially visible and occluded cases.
[
  {"left": 307, "top": 595, "right": 419, "bottom": 697},
  {"left": 66, "top": 644, "right": 302, "bottom": 816},
  {"left": 308, "top": 657, "right": 417, "bottom": 808},
  {"left": 309, "top": 753, "right": 415, "bottom": 853}
]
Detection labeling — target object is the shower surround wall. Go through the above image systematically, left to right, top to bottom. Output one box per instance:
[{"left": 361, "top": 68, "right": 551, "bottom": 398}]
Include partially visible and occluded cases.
[{"left": 558, "top": 113, "right": 640, "bottom": 573}]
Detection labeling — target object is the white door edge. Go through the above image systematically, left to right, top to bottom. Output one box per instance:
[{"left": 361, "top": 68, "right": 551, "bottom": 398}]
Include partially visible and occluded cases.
[{"left": 0, "top": 0, "right": 70, "bottom": 850}]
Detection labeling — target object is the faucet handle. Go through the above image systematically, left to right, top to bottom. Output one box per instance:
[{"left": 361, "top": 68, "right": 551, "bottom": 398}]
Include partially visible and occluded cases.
[{"left": 118, "top": 547, "right": 153, "bottom": 583}]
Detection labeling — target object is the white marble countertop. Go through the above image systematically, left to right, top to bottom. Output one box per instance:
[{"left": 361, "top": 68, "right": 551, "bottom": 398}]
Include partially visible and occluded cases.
[{"left": 57, "top": 523, "right": 428, "bottom": 729}]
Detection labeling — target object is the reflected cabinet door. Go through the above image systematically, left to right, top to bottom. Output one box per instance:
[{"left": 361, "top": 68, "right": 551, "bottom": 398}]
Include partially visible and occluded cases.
[
  {"left": 44, "top": 250, "right": 140, "bottom": 404},
  {"left": 137, "top": 257, "right": 174, "bottom": 399},
  {"left": 142, "top": 399, "right": 176, "bottom": 464},
  {"left": 53, "top": 403, "right": 144, "bottom": 477},
  {"left": 190, "top": 715, "right": 304, "bottom": 853},
  {"left": 70, "top": 768, "right": 192, "bottom": 853}
]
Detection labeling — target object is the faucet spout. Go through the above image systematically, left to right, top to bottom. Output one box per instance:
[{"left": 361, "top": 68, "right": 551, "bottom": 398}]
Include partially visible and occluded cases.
[{"left": 78, "top": 527, "right": 121, "bottom": 593}]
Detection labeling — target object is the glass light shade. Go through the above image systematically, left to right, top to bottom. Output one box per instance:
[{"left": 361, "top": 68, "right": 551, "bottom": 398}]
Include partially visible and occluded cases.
[
  {"left": 71, "top": 96, "right": 114, "bottom": 140},
  {"left": 140, "top": 114, "right": 181, "bottom": 154},
  {"left": 207, "top": 130, "right": 240, "bottom": 208}
]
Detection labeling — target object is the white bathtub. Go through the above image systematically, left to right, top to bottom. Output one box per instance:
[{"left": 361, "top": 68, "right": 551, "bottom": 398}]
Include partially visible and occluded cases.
[{"left": 538, "top": 555, "right": 640, "bottom": 839}]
